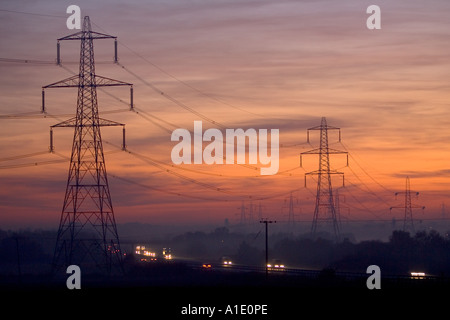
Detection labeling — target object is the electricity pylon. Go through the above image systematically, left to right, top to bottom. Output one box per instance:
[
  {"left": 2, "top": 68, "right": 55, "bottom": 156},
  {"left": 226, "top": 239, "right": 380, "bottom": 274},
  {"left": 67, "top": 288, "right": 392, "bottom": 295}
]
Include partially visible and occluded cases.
[
  {"left": 43, "top": 16, "right": 133, "bottom": 275},
  {"left": 300, "top": 117, "right": 348, "bottom": 241},
  {"left": 390, "top": 176, "right": 425, "bottom": 234},
  {"left": 282, "top": 192, "right": 299, "bottom": 230},
  {"left": 238, "top": 201, "right": 247, "bottom": 225}
]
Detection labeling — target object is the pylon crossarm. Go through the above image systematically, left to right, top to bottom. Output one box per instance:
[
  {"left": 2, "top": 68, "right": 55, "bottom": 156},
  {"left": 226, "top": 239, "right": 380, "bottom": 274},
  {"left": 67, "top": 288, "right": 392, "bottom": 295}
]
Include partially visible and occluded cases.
[
  {"left": 57, "top": 31, "right": 83, "bottom": 41},
  {"left": 58, "top": 31, "right": 116, "bottom": 41},
  {"left": 86, "top": 31, "right": 117, "bottom": 40},
  {"left": 43, "top": 75, "right": 79, "bottom": 88},
  {"left": 43, "top": 75, "right": 131, "bottom": 89},
  {"left": 94, "top": 75, "right": 132, "bottom": 87},
  {"left": 51, "top": 117, "right": 77, "bottom": 128},
  {"left": 51, "top": 117, "right": 124, "bottom": 128},
  {"left": 98, "top": 118, "right": 125, "bottom": 127},
  {"left": 308, "top": 124, "right": 340, "bottom": 131},
  {"left": 301, "top": 148, "right": 321, "bottom": 155},
  {"left": 301, "top": 148, "right": 346, "bottom": 155},
  {"left": 305, "top": 170, "right": 344, "bottom": 176}
]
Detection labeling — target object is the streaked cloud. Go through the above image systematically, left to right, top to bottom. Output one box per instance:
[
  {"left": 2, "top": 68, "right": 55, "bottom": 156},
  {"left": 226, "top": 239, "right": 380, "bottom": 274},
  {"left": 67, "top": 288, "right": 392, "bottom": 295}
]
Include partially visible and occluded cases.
[{"left": 1, "top": 0, "right": 450, "bottom": 228}]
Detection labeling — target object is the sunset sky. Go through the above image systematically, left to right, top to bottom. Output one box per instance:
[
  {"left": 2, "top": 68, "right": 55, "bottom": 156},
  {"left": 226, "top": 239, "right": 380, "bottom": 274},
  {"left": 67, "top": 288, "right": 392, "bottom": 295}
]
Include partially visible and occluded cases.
[{"left": 1, "top": 0, "right": 450, "bottom": 230}]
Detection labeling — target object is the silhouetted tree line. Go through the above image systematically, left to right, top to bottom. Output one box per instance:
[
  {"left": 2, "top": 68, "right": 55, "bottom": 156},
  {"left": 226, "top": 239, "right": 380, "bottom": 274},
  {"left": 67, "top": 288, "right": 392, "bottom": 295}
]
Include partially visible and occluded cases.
[
  {"left": 1, "top": 227, "right": 449, "bottom": 277},
  {"left": 171, "top": 227, "right": 254, "bottom": 261},
  {"left": 163, "top": 228, "right": 450, "bottom": 276},
  {"left": 0, "top": 229, "right": 53, "bottom": 272},
  {"left": 271, "top": 230, "right": 450, "bottom": 276},
  {"left": 334, "top": 230, "right": 450, "bottom": 276}
]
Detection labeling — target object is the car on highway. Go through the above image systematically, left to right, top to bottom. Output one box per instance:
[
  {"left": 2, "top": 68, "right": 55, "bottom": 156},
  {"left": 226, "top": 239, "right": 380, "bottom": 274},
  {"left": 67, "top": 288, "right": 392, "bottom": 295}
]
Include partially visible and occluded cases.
[
  {"left": 221, "top": 256, "right": 233, "bottom": 266},
  {"left": 266, "top": 259, "right": 285, "bottom": 271},
  {"left": 202, "top": 263, "right": 212, "bottom": 269}
]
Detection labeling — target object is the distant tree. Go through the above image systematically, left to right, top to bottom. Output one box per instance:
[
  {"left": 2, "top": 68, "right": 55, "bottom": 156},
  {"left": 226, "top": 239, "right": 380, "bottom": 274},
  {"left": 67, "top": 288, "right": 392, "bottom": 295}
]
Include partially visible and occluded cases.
[
  {"left": 212, "top": 227, "right": 229, "bottom": 237},
  {"left": 389, "top": 230, "right": 412, "bottom": 247},
  {"left": 412, "top": 230, "right": 450, "bottom": 275},
  {"left": 0, "top": 234, "right": 48, "bottom": 264}
]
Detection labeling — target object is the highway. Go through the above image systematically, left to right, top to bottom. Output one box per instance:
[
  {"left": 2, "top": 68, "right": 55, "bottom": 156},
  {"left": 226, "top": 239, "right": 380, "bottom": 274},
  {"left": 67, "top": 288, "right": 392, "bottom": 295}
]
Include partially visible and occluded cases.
[{"left": 170, "top": 258, "right": 448, "bottom": 284}]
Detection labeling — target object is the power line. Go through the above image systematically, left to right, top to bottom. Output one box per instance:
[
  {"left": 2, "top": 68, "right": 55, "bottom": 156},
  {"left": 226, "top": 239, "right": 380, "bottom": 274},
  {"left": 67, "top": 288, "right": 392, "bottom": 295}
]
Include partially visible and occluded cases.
[
  {"left": 0, "top": 9, "right": 65, "bottom": 18},
  {"left": 0, "top": 10, "right": 269, "bottom": 120},
  {"left": 0, "top": 10, "right": 275, "bottom": 121},
  {"left": 1, "top": 11, "right": 435, "bottom": 228},
  {"left": 91, "top": 21, "right": 269, "bottom": 119},
  {"left": 0, "top": 57, "right": 114, "bottom": 65},
  {"left": 0, "top": 58, "right": 55, "bottom": 65},
  {"left": 60, "top": 62, "right": 198, "bottom": 137},
  {"left": 117, "top": 62, "right": 227, "bottom": 129},
  {"left": 0, "top": 111, "right": 46, "bottom": 119},
  {"left": 104, "top": 139, "right": 307, "bottom": 201},
  {"left": 340, "top": 141, "right": 394, "bottom": 194},
  {"left": 123, "top": 147, "right": 246, "bottom": 197},
  {"left": 0, "top": 150, "right": 50, "bottom": 162},
  {"left": 0, "top": 150, "right": 122, "bottom": 170},
  {"left": 0, "top": 158, "right": 65, "bottom": 169},
  {"left": 345, "top": 165, "right": 393, "bottom": 208},
  {"left": 109, "top": 173, "right": 232, "bottom": 202},
  {"left": 342, "top": 180, "right": 386, "bottom": 221}
]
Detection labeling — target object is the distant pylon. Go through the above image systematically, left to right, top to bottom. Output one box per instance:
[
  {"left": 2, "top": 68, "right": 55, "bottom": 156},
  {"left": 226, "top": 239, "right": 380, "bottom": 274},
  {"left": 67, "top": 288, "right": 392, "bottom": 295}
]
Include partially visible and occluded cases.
[
  {"left": 43, "top": 16, "right": 133, "bottom": 275},
  {"left": 300, "top": 117, "right": 348, "bottom": 241},
  {"left": 390, "top": 176, "right": 425, "bottom": 234},
  {"left": 334, "top": 188, "right": 349, "bottom": 228},
  {"left": 334, "top": 189, "right": 342, "bottom": 230},
  {"left": 282, "top": 192, "right": 300, "bottom": 229},
  {"left": 288, "top": 192, "right": 295, "bottom": 226},
  {"left": 248, "top": 200, "right": 254, "bottom": 224},
  {"left": 238, "top": 201, "right": 247, "bottom": 225},
  {"left": 257, "top": 202, "right": 264, "bottom": 221}
]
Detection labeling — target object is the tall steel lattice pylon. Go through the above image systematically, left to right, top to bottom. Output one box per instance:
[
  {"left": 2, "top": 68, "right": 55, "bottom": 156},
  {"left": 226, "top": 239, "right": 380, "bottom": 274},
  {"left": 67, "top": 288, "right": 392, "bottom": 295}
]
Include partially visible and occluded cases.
[
  {"left": 43, "top": 16, "right": 133, "bottom": 275},
  {"left": 300, "top": 117, "right": 348, "bottom": 241},
  {"left": 390, "top": 176, "right": 425, "bottom": 234}
]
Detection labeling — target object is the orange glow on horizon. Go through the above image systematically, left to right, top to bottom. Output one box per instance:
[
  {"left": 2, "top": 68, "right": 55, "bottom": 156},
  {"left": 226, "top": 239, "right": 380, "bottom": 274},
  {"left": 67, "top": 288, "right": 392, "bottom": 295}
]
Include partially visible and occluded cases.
[{"left": 1, "top": 1, "right": 450, "bottom": 231}]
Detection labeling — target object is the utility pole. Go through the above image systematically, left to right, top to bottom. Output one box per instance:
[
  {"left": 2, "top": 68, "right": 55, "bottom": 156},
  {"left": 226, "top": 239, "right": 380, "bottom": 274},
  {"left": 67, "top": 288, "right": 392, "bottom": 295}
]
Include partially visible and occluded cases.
[
  {"left": 43, "top": 16, "right": 133, "bottom": 275},
  {"left": 300, "top": 117, "right": 348, "bottom": 241},
  {"left": 390, "top": 176, "right": 425, "bottom": 234},
  {"left": 260, "top": 218, "right": 276, "bottom": 279},
  {"left": 14, "top": 236, "right": 22, "bottom": 282}
]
